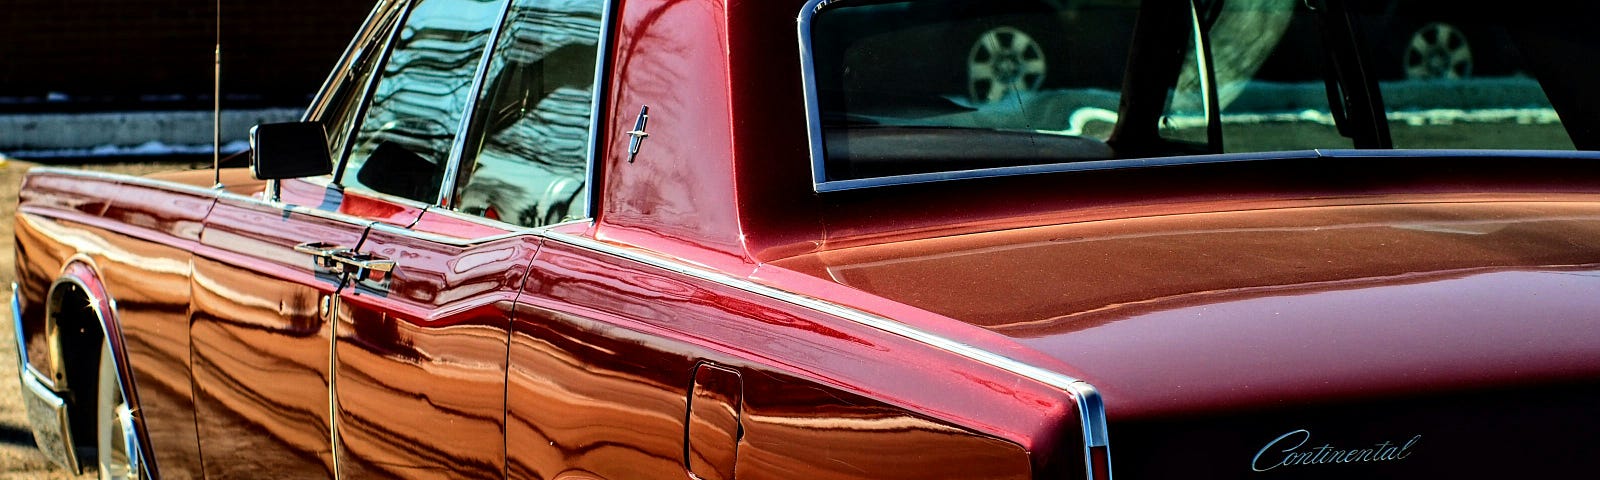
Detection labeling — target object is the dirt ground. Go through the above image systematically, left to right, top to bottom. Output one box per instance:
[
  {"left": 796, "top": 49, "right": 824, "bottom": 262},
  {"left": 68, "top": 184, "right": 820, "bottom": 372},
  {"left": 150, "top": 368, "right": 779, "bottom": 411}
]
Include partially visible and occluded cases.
[{"left": 0, "top": 159, "right": 203, "bottom": 478}]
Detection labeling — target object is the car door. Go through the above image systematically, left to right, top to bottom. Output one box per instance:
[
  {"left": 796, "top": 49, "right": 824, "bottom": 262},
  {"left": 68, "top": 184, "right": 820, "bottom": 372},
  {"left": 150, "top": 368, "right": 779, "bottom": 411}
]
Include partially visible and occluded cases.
[
  {"left": 189, "top": 0, "right": 504, "bottom": 476},
  {"left": 327, "top": 0, "right": 600, "bottom": 475},
  {"left": 188, "top": 1, "right": 411, "bottom": 477},
  {"left": 190, "top": 183, "right": 386, "bottom": 478},
  {"left": 329, "top": 217, "right": 538, "bottom": 478}
]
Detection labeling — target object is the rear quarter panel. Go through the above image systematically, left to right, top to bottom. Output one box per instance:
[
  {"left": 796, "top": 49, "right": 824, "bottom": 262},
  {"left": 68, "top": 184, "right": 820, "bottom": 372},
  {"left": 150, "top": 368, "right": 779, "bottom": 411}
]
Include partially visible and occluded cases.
[{"left": 507, "top": 236, "right": 1076, "bottom": 479}]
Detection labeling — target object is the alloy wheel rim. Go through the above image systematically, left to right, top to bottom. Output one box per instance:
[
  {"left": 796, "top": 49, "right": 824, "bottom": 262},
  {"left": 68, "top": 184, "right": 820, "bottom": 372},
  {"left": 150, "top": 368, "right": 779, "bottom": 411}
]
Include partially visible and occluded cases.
[
  {"left": 1403, "top": 22, "right": 1472, "bottom": 80},
  {"left": 968, "top": 26, "right": 1047, "bottom": 103}
]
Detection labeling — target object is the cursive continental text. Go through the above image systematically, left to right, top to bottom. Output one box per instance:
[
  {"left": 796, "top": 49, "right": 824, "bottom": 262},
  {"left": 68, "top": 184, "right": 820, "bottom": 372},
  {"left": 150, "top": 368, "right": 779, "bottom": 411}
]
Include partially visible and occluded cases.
[{"left": 1251, "top": 429, "right": 1420, "bottom": 472}]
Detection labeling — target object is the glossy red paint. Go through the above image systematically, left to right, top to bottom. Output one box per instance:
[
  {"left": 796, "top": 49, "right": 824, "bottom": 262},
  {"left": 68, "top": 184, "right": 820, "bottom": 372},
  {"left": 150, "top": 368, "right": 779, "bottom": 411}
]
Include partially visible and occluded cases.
[
  {"left": 12, "top": 0, "right": 1600, "bottom": 478},
  {"left": 597, "top": 0, "right": 752, "bottom": 273},
  {"left": 15, "top": 172, "right": 219, "bottom": 479},
  {"left": 191, "top": 189, "right": 359, "bottom": 478},
  {"left": 775, "top": 193, "right": 1600, "bottom": 415},
  {"left": 332, "top": 215, "right": 536, "bottom": 478},
  {"left": 509, "top": 240, "right": 1060, "bottom": 479}
]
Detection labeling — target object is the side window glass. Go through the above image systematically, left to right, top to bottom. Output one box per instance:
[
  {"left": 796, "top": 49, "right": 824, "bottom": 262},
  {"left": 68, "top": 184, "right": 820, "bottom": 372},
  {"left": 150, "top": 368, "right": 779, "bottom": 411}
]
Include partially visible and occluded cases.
[
  {"left": 339, "top": 0, "right": 506, "bottom": 203},
  {"left": 451, "top": 0, "right": 603, "bottom": 227},
  {"left": 319, "top": 1, "right": 409, "bottom": 163}
]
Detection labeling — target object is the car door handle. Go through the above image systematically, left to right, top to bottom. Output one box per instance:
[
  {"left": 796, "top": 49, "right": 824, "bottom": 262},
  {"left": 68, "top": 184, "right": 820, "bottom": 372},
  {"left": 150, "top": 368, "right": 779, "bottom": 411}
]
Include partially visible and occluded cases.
[
  {"left": 294, "top": 242, "right": 354, "bottom": 270},
  {"left": 327, "top": 249, "right": 396, "bottom": 278}
]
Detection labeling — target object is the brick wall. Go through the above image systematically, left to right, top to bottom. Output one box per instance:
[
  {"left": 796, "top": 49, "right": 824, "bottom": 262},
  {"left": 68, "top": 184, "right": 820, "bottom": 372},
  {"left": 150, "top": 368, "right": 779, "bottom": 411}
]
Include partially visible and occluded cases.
[{"left": 0, "top": 0, "right": 374, "bottom": 110}]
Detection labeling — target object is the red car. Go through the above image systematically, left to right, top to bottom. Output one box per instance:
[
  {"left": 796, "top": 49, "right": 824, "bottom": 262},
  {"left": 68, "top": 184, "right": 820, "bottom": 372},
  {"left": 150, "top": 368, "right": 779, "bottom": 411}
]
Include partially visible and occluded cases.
[{"left": 13, "top": 0, "right": 1600, "bottom": 478}]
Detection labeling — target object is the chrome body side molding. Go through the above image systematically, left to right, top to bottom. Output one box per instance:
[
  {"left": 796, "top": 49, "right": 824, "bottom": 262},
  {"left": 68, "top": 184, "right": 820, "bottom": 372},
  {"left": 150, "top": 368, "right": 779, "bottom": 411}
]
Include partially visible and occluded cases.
[{"left": 541, "top": 231, "right": 1113, "bottom": 480}]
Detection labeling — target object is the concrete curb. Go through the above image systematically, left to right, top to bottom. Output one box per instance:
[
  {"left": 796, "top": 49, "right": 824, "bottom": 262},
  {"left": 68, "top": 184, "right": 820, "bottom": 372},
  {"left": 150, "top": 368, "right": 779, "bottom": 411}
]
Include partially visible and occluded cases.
[{"left": 0, "top": 108, "right": 303, "bottom": 151}]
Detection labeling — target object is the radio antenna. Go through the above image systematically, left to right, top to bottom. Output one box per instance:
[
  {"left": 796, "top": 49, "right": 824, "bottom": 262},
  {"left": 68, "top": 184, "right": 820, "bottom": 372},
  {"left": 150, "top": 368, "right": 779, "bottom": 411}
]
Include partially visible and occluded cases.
[{"left": 212, "top": 0, "right": 222, "bottom": 188}]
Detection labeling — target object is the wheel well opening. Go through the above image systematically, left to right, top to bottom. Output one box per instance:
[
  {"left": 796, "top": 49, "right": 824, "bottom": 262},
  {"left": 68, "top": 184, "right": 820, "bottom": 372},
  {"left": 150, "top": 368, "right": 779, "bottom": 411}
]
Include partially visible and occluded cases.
[{"left": 47, "top": 281, "right": 105, "bottom": 453}]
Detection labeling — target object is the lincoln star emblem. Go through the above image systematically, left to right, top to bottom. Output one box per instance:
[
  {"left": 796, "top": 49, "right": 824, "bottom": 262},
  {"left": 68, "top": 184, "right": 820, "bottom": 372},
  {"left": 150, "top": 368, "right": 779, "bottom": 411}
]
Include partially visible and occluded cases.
[{"left": 1252, "top": 429, "right": 1421, "bottom": 472}]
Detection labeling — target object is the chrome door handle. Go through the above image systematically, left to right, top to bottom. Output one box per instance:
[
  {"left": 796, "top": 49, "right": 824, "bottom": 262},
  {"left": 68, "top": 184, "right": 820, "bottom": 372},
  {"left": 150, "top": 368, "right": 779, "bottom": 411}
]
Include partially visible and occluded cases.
[
  {"left": 294, "top": 242, "right": 354, "bottom": 269},
  {"left": 327, "top": 249, "right": 395, "bottom": 278}
]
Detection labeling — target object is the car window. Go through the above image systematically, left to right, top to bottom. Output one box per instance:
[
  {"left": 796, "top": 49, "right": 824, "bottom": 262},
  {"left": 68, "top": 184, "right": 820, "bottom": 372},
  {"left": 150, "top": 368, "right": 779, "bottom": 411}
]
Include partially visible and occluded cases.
[
  {"left": 316, "top": 0, "right": 410, "bottom": 165},
  {"left": 337, "top": 0, "right": 507, "bottom": 203},
  {"left": 450, "top": 0, "right": 603, "bottom": 227},
  {"left": 803, "top": 0, "right": 1593, "bottom": 190},
  {"left": 805, "top": 0, "right": 1140, "bottom": 184},
  {"left": 1160, "top": 0, "right": 1571, "bottom": 153}
]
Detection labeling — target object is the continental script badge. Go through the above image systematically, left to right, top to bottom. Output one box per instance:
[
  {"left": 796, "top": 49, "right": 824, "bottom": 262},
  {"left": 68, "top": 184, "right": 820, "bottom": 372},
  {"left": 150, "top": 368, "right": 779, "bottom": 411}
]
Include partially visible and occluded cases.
[{"left": 1252, "top": 429, "right": 1421, "bottom": 472}]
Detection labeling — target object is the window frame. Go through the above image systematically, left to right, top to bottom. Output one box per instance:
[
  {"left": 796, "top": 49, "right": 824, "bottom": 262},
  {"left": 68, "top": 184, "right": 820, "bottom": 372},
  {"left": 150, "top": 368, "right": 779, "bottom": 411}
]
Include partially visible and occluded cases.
[
  {"left": 304, "top": 0, "right": 611, "bottom": 227},
  {"left": 327, "top": 0, "right": 510, "bottom": 206},
  {"left": 436, "top": 0, "right": 617, "bottom": 227},
  {"left": 796, "top": 0, "right": 1600, "bottom": 193}
]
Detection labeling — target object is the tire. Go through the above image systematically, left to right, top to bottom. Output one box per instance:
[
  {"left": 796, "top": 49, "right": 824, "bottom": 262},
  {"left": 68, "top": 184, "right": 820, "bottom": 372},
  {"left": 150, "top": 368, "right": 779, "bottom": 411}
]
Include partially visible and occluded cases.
[{"left": 96, "top": 339, "right": 140, "bottom": 480}]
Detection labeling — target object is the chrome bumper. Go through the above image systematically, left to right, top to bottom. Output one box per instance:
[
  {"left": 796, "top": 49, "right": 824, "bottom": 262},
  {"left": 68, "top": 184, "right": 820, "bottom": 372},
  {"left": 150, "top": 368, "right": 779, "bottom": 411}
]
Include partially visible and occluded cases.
[{"left": 12, "top": 284, "right": 80, "bottom": 474}]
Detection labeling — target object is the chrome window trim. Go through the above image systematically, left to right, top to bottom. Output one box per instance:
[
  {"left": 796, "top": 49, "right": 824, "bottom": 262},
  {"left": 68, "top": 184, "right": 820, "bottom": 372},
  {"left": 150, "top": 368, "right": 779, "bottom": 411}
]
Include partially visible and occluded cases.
[
  {"left": 273, "top": 0, "right": 404, "bottom": 203},
  {"left": 301, "top": 0, "right": 402, "bottom": 123},
  {"left": 331, "top": 0, "right": 423, "bottom": 187},
  {"left": 435, "top": 0, "right": 517, "bottom": 208},
  {"left": 584, "top": 0, "right": 620, "bottom": 220},
  {"left": 795, "top": 0, "right": 1599, "bottom": 193},
  {"left": 797, "top": 0, "right": 834, "bottom": 190},
  {"left": 273, "top": 175, "right": 434, "bottom": 227},
  {"left": 217, "top": 186, "right": 379, "bottom": 230},
  {"left": 368, "top": 211, "right": 530, "bottom": 246},
  {"left": 540, "top": 229, "right": 1112, "bottom": 479}
]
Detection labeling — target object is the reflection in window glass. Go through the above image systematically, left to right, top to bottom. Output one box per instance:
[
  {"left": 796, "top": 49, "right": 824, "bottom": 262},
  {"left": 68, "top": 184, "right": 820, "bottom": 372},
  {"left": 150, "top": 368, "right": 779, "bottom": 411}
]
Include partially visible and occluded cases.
[
  {"left": 341, "top": 0, "right": 506, "bottom": 203},
  {"left": 453, "top": 0, "right": 601, "bottom": 227},
  {"left": 810, "top": 0, "right": 1135, "bottom": 181},
  {"left": 1172, "top": 0, "right": 1570, "bottom": 153},
  {"left": 322, "top": 1, "right": 409, "bottom": 165}
]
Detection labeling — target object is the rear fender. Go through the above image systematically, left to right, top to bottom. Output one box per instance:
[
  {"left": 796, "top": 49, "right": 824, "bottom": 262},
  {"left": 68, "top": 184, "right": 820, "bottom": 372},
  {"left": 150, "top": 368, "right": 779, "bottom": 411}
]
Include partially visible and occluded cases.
[{"left": 20, "top": 257, "right": 156, "bottom": 477}]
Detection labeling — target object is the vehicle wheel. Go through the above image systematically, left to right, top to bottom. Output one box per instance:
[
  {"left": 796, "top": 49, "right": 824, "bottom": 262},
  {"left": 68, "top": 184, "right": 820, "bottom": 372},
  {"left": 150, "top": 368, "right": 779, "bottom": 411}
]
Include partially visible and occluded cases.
[
  {"left": 1402, "top": 22, "right": 1472, "bottom": 80},
  {"left": 966, "top": 25, "right": 1049, "bottom": 104},
  {"left": 96, "top": 339, "right": 140, "bottom": 480}
]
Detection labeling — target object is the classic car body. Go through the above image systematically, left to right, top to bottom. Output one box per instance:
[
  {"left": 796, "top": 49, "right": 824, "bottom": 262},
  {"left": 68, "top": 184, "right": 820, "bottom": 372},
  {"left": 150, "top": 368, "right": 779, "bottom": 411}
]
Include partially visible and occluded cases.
[{"left": 11, "top": 0, "right": 1600, "bottom": 478}]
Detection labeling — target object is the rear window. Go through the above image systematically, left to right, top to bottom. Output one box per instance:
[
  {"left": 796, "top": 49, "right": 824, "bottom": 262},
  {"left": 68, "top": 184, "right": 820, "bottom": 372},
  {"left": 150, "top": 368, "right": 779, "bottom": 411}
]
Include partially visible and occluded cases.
[{"left": 801, "top": 0, "right": 1599, "bottom": 191}]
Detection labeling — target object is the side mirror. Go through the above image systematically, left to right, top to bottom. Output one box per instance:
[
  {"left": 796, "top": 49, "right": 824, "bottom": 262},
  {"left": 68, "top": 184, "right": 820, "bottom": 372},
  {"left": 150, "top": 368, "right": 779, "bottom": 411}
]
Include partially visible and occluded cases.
[{"left": 250, "top": 122, "right": 333, "bottom": 180}]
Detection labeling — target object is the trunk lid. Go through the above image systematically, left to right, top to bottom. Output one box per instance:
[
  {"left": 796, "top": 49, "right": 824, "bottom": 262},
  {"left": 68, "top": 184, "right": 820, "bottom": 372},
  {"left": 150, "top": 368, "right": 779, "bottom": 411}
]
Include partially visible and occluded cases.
[{"left": 774, "top": 193, "right": 1600, "bottom": 477}]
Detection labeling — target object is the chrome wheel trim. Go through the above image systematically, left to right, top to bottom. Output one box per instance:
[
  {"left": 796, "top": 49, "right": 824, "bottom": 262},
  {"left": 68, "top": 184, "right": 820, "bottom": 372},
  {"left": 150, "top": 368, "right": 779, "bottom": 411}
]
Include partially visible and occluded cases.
[
  {"left": 1403, "top": 22, "right": 1472, "bottom": 80},
  {"left": 967, "top": 26, "right": 1047, "bottom": 103},
  {"left": 96, "top": 340, "right": 140, "bottom": 480}
]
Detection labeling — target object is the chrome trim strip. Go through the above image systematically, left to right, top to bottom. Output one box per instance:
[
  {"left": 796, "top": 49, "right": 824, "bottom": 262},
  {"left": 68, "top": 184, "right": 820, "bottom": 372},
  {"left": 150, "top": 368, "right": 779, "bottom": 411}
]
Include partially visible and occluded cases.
[
  {"left": 286, "top": 0, "right": 408, "bottom": 202},
  {"left": 303, "top": 0, "right": 396, "bottom": 122},
  {"left": 333, "top": 0, "right": 420, "bottom": 186},
  {"left": 436, "top": 0, "right": 516, "bottom": 208},
  {"left": 584, "top": 0, "right": 619, "bottom": 220},
  {"left": 794, "top": 0, "right": 1600, "bottom": 193},
  {"left": 797, "top": 0, "right": 834, "bottom": 188},
  {"left": 809, "top": 147, "right": 1600, "bottom": 192},
  {"left": 814, "top": 150, "right": 1322, "bottom": 192},
  {"left": 27, "top": 167, "right": 227, "bottom": 200},
  {"left": 242, "top": 176, "right": 434, "bottom": 228},
  {"left": 367, "top": 217, "right": 526, "bottom": 246},
  {"left": 541, "top": 231, "right": 1112, "bottom": 478},
  {"left": 10, "top": 283, "right": 50, "bottom": 388}
]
